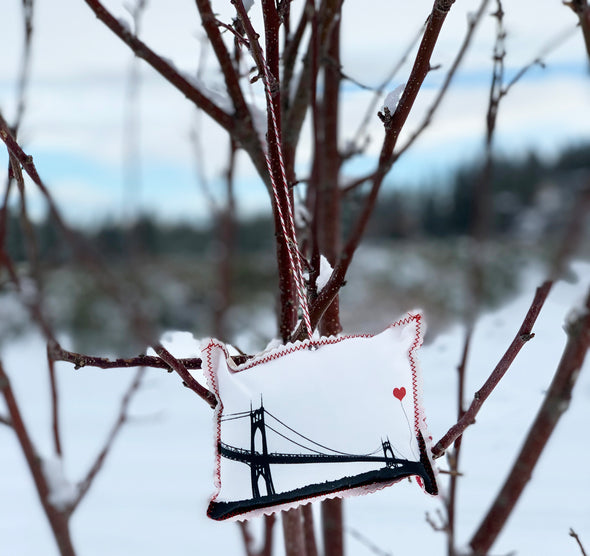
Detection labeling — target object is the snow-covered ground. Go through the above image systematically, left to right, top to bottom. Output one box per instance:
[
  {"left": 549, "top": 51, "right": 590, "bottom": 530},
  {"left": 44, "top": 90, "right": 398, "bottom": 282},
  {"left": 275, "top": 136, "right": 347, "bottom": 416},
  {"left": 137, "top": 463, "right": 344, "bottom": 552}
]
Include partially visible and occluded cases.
[{"left": 1, "top": 262, "right": 589, "bottom": 555}]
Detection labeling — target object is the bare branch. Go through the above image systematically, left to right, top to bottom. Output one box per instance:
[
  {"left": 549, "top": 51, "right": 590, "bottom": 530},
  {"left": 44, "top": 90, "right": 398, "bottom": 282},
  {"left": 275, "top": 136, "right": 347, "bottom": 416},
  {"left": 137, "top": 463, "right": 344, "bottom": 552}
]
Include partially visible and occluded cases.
[
  {"left": 13, "top": 0, "right": 35, "bottom": 134},
  {"left": 82, "top": 0, "right": 234, "bottom": 132},
  {"left": 193, "top": 0, "right": 269, "bottom": 179},
  {"left": 194, "top": 0, "right": 251, "bottom": 125},
  {"left": 233, "top": 0, "right": 303, "bottom": 341},
  {"left": 283, "top": 0, "right": 343, "bottom": 176},
  {"left": 292, "top": 0, "right": 458, "bottom": 342},
  {"left": 395, "top": 0, "right": 491, "bottom": 160},
  {"left": 565, "top": 0, "right": 590, "bottom": 61},
  {"left": 282, "top": 1, "right": 310, "bottom": 114},
  {"left": 350, "top": 21, "right": 426, "bottom": 151},
  {"left": 501, "top": 21, "right": 577, "bottom": 98},
  {"left": 0, "top": 113, "right": 159, "bottom": 345},
  {"left": 340, "top": 171, "right": 376, "bottom": 194},
  {"left": 431, "top": 280, "right": 553, "bottom": 458},
  {"left": 470, "top": 286, "right": 590, "bottom": 554},
  {"left": 444, "top": 325, "right": 473, "bottom": 554},
  {"left": 48, "top": 340, "right": 203, "bottom": 371},
  {"left": 153, "top": 344, "right": 217, "bottom": 408},
  {"left": 47, "top": 349, "right": 63, "bottom": 458},
  {"left": 0, "top": 360, "right": 76, "bottom": 555},
  {"left": 69, "top": 367, "right": 146, "bottom": 513},
  {"left": 0, "top": 414, "right": 12, "bottom": 427},
  {"left": 302, "top": 504, "right": 319, "bottom": 556},
  {"left": 281, "top": 507, "right": 307, "bottom": 556},
  {"left": 425, "top": 508, "right": 448, "bottom": 533},
  {"left": 238, "top": 521, "right": 255, "bottom": 556},
  {"left": 347, "top": 526, "right": 393, "bottom": 556},
  {"left": 570, "top": 528, "right": 588, "bottom": 556}
]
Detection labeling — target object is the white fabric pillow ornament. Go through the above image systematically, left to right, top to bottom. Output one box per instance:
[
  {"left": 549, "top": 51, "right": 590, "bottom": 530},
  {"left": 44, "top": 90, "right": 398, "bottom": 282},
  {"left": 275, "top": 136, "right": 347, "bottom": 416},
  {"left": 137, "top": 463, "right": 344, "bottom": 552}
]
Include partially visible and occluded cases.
[{"left": 204, "top": 312, "right": 438, "bottom": 521}]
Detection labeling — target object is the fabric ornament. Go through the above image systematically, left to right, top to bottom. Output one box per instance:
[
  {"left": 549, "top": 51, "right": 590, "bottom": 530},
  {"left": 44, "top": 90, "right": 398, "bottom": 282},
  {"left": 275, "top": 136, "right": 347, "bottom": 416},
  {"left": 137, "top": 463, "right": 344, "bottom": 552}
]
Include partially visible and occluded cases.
[{"left": 204, "top": 313, "right": 438, "bottom": 521}]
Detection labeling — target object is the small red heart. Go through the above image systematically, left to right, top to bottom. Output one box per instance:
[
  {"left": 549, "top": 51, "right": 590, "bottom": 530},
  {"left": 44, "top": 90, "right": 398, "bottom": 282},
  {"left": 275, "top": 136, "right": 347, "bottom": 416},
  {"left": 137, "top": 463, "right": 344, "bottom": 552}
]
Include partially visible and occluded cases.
[{"left": 393, "top": 387, "right": 406, "bottom": 401}]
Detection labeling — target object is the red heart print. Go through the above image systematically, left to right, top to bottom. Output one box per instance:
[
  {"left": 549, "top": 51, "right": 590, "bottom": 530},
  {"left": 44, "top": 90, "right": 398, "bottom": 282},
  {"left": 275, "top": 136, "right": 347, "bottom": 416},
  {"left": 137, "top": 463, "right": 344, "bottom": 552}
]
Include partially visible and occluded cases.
[{"left": 393, "top": 387, "right": 406, "bottom": 401}]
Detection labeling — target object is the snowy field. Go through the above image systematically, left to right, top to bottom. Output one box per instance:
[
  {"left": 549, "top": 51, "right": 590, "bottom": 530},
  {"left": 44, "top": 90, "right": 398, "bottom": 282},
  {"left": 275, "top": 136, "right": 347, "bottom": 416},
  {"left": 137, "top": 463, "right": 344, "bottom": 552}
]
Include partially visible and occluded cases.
[{"left": 1, "top": 262, "right": 589, "bottom": 555}]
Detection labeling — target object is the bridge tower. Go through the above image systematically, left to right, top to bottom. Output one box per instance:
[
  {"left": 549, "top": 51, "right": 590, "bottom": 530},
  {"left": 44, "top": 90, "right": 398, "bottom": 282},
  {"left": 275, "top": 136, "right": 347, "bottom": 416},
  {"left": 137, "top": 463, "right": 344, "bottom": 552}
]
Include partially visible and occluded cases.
[
  {"left": 250, "top": 404, "right": 276, "bottom": 498},
  {"left": 382, "top": 439, "right": 396, "bottom": 468}
]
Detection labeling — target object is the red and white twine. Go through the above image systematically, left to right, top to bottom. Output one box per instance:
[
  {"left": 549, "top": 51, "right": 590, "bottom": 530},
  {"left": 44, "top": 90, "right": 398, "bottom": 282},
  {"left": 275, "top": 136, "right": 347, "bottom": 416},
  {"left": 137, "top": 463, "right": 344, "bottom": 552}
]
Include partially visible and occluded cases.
[{"left": 259, "top": 60, "right": 313, "bottom": 340}]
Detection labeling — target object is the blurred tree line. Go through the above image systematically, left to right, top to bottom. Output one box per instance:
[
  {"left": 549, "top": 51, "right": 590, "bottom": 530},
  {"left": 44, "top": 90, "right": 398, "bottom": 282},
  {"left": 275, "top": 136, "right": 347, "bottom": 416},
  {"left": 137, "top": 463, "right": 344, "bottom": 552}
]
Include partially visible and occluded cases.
[
  {"left": 4, "top": 142, "right": 589, "bottom": 263},
  {"left": 367, "top": 142, "right": 590, "bottom": 240}
]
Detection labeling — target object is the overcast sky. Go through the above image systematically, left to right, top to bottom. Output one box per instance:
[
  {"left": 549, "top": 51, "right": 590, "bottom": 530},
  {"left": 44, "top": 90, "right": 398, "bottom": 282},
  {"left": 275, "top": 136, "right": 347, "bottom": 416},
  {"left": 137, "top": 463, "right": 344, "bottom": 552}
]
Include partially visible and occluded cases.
[{"left": 1, "top": 0, "right": 588, "bottom": 226}]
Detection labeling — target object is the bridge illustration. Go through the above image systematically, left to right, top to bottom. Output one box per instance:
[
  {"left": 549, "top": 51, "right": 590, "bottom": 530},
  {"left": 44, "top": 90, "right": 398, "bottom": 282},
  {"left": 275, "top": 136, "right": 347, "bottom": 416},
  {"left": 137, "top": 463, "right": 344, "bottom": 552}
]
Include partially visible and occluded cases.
[{"left": 208, "top": 401, "right": 437, "bottom": 520}]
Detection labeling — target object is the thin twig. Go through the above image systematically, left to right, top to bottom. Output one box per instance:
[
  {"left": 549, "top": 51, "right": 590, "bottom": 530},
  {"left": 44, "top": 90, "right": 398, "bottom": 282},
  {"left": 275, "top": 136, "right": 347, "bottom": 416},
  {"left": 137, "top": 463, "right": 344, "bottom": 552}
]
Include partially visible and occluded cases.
[
  {"left": 13, "top": 0, "right": 35, "bottom": 134},
  {"left": 82, "top": 0, "right": 233, "bottom": 132},
  {"left": 194, "top": 0, "right": 252, "bottom": 125},
  {"left": 395, "top": 0, "right": 491, "bottom": 160},
  {"left": 565, "top": 0, "right": 590, "bottom": 61},
  {"left": 350, "top": 21, "right": 426, "bottom": 151},
  {"left": 340, "top": 170, "right": 376, "bottom": 194},
  {"left": 431, "top": 280, "right": 553, "bottom": 458},
  {"left": 470, "top": 286, "right": 590, "bottom": 554},
  {"left": 444, "top": 325, "right": 473, "bottom": 554},
  {"left": 153, "top": 344, "right": 217, "bottom": 408},
  {"left": 46, "top": 351, "right": 63, "bottom": 457},
  {"left": 0, "top": 360, "right": 76, "bottom": 555},
  {"left": 68, "top": 367, "right": 146, "bottom": 513},
  {"left": 0, "top": 414, "right": 12, "bottom": 427},
  {"left": 302, "top": 503, "right": 319, "bottom": 556},
  {"left": 426, "top": 508, "right": 449, "bottom": 533},
  {"left": 238, "top": 521, "right": 255, "bottom": 556},
  {"left": 347, "top": 526, "right": 393, "bottom": 556},
  {"left": 570, "top": 528, "right": 588, "bottom": 556}
]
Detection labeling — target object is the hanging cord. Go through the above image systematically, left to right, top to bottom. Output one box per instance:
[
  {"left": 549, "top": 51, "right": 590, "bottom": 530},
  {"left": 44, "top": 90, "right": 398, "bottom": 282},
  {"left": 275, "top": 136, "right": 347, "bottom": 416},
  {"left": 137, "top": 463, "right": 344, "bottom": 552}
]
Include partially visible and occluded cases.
[{"left": 259, "top": 59, "right": 313, "bottom": 341}]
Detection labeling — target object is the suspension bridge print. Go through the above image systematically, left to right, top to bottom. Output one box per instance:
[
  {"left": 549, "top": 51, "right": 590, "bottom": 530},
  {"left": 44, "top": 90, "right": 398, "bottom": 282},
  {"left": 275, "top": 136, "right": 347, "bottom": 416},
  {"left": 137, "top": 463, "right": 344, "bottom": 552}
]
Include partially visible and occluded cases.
[
  {"left": 204, "top": 315, "right": 438, "bottom": 520},
  {"left": 207, "top": 401, "right": 437, "bottom": 520}
]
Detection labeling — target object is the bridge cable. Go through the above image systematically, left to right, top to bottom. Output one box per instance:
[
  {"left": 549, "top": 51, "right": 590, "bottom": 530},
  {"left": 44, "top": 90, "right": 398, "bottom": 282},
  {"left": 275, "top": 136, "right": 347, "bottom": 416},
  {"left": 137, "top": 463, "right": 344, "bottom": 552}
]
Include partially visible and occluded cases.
[
  {"left": 264, "top": 409, "right": 381, "bottom": 457},
  {"left": 221, "top": 410, "right": 251, "bottom": 418},
  {"left": 220, "top": 414, "right": 251, "bottom": 423},
  {"left": 264, "top": 424, "right": 329, "bottom": 455}
]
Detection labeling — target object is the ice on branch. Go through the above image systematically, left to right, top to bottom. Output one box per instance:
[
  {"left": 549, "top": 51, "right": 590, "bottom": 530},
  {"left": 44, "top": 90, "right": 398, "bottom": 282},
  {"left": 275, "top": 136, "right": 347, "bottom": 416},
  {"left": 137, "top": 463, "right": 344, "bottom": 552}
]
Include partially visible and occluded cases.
[
  {"left": 243, "top": 0, "right": 255, "bottom": 13},
  {"left": 382, "top": 83, "right": 406, "bottom": 114},
  {"left": 41, "top": 458, "right": 79, "bottom": 511}
]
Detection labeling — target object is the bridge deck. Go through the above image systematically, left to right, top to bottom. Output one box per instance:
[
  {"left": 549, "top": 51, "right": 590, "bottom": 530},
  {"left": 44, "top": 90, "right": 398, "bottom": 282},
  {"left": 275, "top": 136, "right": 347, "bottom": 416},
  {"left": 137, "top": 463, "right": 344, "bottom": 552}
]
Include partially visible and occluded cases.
[{"left": 219, "top": 442, "right": 404, "bottom": 465}]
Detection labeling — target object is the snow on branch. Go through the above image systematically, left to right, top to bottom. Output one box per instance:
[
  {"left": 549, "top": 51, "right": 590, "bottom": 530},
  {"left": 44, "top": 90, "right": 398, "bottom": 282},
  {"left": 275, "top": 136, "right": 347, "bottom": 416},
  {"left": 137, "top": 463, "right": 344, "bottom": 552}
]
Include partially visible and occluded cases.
[
  {"left": 82, "top": 0, "right": 234, "bottom": 132},
  {"left": 41, "top": 458, "right": 79, "bottom": 512}
]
